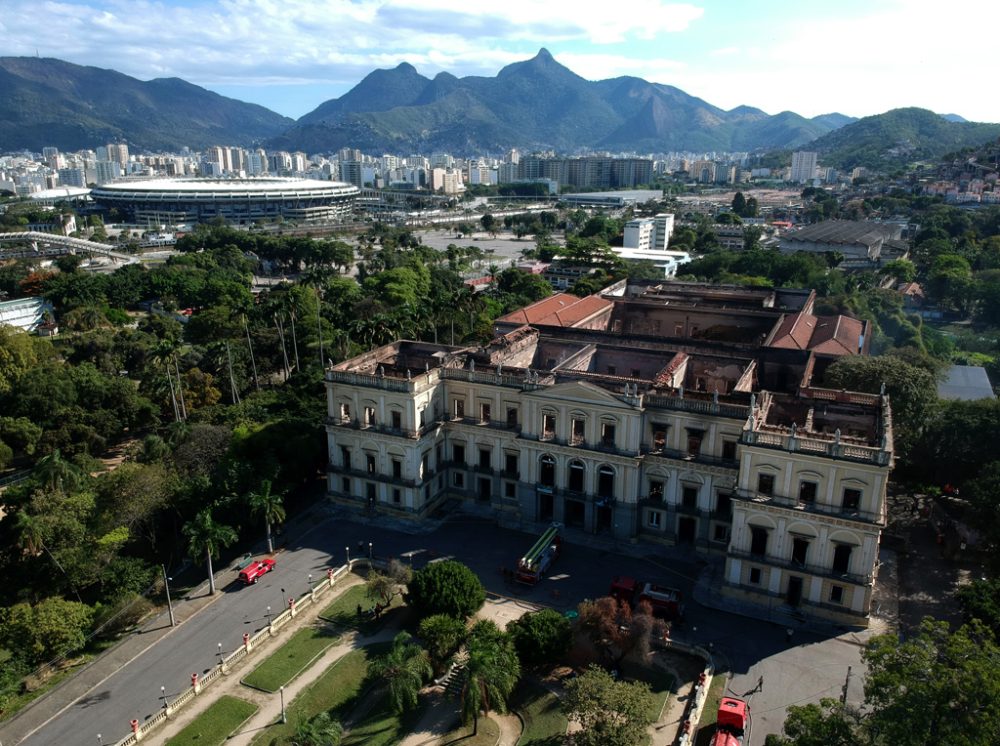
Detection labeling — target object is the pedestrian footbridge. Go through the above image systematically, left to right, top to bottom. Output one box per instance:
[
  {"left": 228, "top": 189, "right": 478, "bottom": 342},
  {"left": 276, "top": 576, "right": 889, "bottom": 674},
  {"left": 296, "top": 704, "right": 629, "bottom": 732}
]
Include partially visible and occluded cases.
[{"left": 0, "top": 231, "right": 139, "bottom": 263}]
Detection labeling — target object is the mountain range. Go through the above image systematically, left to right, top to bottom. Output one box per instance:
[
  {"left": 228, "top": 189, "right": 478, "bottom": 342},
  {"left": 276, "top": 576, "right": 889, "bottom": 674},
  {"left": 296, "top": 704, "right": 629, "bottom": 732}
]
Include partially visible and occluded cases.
[
  {"left": 270, "top": 49, "right": 856, "bottom": 154},
  {"left": 1, "top": 52, "right": 998, "bottom": 170},
  {"left": 0, "top": 57, "right": 293, "bottom": 152}
]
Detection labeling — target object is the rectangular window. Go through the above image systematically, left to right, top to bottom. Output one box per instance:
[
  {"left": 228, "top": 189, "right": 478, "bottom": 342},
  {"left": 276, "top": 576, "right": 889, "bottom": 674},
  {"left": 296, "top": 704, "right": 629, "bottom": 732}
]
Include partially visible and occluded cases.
[
  {"left": 453, "top": 399, "right": 465, "bottom": 419},
  {"left": 340, "top": 402, "right": 351, "bottom": 422},
  {"left": 480, "top": 402, "right": 491, "bottom": 423},
  {"left": 365, "top": 406, "right": 377, "bottom": 426},
  {"left": 506, "top": 407, "right": 518, "bottom": 428},
  {"left": 419, "top": 408, "right": 426, "bottom": 428},
  {"left": 391, "top": 410, "right": 402, "bottom": 429},
  {"left": 542, "top": 413, "right": 557, "bottom": 438},
  {"left": 571, "top": 418, "right": 585, "bottom": 445},
  {"left": 601, "top": 423, "right": 616, "bottom": 447},
  {"left": 652, "top": 426, "right": 667, "bottom": 451},
  {"left": 686, "top": 431, "right": 703, "bottom": 457},
  {"left": 722, "top": 440, "right": 737, "bottom": 461},
  {"left": 453, "top": 444, "right": 465, "bottom": 464},
  {"left": 436, "top": 445, "right": 443, "bottom": 467},
  {"left": 340, "top": 446, "right": 350, "bottom": 469},
  {"left": 478, "top": 448, "right": 491, "bottom": 470},
  {"left": 366, "top": 453, "right": 376, "bottom": 474},
  {"left": 421, "top": 453, "right": 429, "bottom": 478},
  {"left": 505, "top": 453, "right": 518, "bottom": 476},
  {"left": 392, "top": 459, "right": 402, "bottom": 479},
  {"left": 568, "top": 464, "right": 585, "bottom": 492},
  {"left": 453, "top": 472, "right": 464, "bottom": 488},
  {"left": 757, "top": 473, "right": 775, "bottom": 496},
  {"left": 341, "top": 477, "right": 350, "bottom": 493},
  {"left": 649, "top": 480, "right": 664, "bottom": 502},
  {"left": 505, "top": 481, "right": 516, "bottom": 499},
  {"left": 799, "top": 481, "right": 817, "bottom": 503},
  {"left": 366, "top": 483, "right": 376, "bottom": 504},
  {"left": 682, "top": 486, "right": 698, "bottom": 509},
  {"left": 392, "top": 488, "right": 401, "bottom": 504},
  {"left": 843, "top": 488, "right": 862, "bottom": 511},
  {"left": 715, "top": 492, "right": 732, "bottom": 519},
  {"left": 647, "top": 510, "right": 662, "bottom": 528},
  {"left": 713, "top": 524, "right": 731, "bottom": 543},
  {"left": 750, "top": 526, "right": 768, "bottom": 556},
  {"left": 791, "top": 537, "right": 809, "bottom": 566},
  {"left": 833, "top": 544, "right": 853, "bottom": 574},
  {"left": 748, "top": 567, "right": 762, "bottom": 585},
  {"left": 829, "top": 585, "right": 845, "bottom": 605}
]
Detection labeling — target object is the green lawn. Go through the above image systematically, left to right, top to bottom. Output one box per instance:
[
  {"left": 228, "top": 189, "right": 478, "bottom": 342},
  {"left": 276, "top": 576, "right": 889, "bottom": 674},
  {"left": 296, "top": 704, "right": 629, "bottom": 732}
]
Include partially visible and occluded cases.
[
  {"left": 319, "top": 583, "right": 406, "bottom": 634},
  {"left": 242, "top": 625, "right": 340, "bottom": 692},
  {"left": 250, "top": 642, "right": 390, "bottom": 746},
  {"left": 635, "top": 666, "right": 676, "bottom": 723},
  {"left": 695, "top": 672, "right": 731, "bottom": 746},
  {"left": 511, "top": 678, "right": 567, "bottom": 745},
  {"left": 340, "top": 688, "right": 424, "bottom": 746},
  {"left": 166, "top": 695, "right": 258, "bottom": 746},
  {"left": 436, "top": 715, "right": 501, "bottom": 746}
]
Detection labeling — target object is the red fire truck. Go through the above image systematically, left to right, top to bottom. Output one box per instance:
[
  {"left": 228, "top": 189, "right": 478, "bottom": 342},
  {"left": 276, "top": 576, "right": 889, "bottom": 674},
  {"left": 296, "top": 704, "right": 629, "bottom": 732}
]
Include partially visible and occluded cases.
[
  {"left": 516, "top": 524, "right": 562, "bottom": 584},
  {"left": 609, "top": 575, "right": 684, "bottom": 620},
  {"left": 710, "top": 697, "right": 749, "bottom": 746}
]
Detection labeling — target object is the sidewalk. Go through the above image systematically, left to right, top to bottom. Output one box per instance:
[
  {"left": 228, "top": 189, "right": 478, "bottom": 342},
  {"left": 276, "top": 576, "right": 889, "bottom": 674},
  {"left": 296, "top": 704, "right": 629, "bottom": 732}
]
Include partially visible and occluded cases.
[
  {"left": 0, "top": 506, "right": 327, "bottom": 746},
  {"left": 691, "top": 553, "right": 898, "bottom": 645}
]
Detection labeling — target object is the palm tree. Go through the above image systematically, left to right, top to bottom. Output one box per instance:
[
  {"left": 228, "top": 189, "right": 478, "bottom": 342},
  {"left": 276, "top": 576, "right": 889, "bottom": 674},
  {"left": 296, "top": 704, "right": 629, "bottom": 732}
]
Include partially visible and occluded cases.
[
  {"left": 33, "top": 449, "right": 83, "bottom": 494},
  {"left": 246, "top": 479, "right": 285, "bottom": 554},
  {"left": 182, "top": 508, "right": 238, "bottom": 595},
  {"left": 13, "top": 510, "right": 83, "bottom": 602},
  {"left": 460, "top": 629, "right": 521, "bottom": 736},
  {"left": 370, "top": 632, "right": 432, "bottom": 714},
  {"left": 292, "top": 712, "right": 343, "bottom": 746}
]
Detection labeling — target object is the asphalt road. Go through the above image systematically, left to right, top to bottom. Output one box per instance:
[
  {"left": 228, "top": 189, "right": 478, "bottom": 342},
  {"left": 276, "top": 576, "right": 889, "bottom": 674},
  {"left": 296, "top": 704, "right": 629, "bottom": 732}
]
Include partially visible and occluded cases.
[{"left": 19, "top": 511, "right": 865, "bottom": 746}]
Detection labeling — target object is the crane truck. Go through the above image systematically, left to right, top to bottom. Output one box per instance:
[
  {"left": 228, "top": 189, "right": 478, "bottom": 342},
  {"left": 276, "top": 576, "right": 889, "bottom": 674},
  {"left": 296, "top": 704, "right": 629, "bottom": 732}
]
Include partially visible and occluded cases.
[{"left": 516, "top": 523, "right": 562, "bottom": 584}]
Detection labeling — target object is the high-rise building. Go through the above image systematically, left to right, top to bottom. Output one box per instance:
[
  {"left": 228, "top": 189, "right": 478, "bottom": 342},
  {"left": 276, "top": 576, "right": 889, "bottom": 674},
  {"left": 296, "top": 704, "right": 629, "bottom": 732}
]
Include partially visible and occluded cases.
[
  {"left": 107, "top": 143, "right": 130, "bottom": 166},
  {"left": 790, "top": 151, "right": 818, "bottom": 183},
  {"left": 95, "top": 160, "right": 121, "bottom": 184}
]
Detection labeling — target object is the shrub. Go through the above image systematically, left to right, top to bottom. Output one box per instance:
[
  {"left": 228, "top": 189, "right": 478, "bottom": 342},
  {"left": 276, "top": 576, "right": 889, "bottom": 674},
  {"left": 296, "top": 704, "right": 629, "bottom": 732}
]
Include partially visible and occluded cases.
[
  {"left": 404, "top": 560, "right": 485, "bottom": 620},
  {"left": 509, "top": 608, "right": 572, "bottom": 666}
]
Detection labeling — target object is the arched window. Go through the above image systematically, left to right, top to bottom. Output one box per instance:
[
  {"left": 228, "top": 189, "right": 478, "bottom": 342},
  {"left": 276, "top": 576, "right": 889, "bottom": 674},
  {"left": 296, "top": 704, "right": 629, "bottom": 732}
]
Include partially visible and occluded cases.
[
  {"left": 539, "top": 455, "right": 556, "bottom": 487},
  {"left": 568, "top": 460, "right": 585, "bottom": 492},
  {"left": 597, "top": 465, "right": 615, "bottom": 498}
]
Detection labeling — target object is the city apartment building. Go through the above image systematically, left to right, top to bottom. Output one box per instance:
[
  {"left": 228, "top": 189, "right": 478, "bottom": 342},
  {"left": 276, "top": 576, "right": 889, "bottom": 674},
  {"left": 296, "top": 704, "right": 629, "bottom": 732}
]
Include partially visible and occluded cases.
[{"left": 324, "top": 283, "right": 891, "bottom": 626}]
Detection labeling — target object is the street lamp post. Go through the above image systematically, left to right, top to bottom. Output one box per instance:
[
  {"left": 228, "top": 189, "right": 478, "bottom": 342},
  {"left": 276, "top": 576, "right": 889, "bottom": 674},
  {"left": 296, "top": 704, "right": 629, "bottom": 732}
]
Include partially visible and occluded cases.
[
  {"left": 368, "top": 541, "right": 373, "bottom": 561},
  {"left": 345, "top": 546, "right": 350, "bottom": 565},
  {"left": 162, "top": 565, "right": 175, "bottom": 627},
  {"left": 308, "top": 573, "right": 313, "bottom": 588},
  {"left": 266, "top": 605, "right": 272, "bottom": 625},
  {"left": 217, "top": 642, "right": 223, "bottom": 666},
  {"left": 161, "top": 685, "right": 167, "bottom": 712},
  {"left": 280, "top": 685, "right": 287, "bottom": 724},
  {"left": 97, "top": 735, "right": 103, "bottom": 746}
]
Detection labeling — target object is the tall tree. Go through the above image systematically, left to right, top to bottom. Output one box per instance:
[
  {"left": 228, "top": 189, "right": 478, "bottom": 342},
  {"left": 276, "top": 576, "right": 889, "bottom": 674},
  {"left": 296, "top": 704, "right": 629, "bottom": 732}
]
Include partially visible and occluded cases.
[
  {"left": 245, "top": 479, "right": 285, "bottom": 554},
  {"left": 182, "top": 508, "right": 237, "bottom": 595},
  {"left": 460, "top": 621, "right": 521, "bottom": 736},
  {"left": 370, "top": 632, "right": 432, "bottom": 714},
  {"left": 562, "top": 664, "right": 655, "bottom": 746}
]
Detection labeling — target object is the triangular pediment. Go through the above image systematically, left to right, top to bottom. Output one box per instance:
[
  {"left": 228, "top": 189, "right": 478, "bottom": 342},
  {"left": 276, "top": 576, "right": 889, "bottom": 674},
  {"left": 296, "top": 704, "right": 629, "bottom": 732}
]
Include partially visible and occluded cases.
[{"left": 523, "top": 380, "right": 638, "bottom": 409}]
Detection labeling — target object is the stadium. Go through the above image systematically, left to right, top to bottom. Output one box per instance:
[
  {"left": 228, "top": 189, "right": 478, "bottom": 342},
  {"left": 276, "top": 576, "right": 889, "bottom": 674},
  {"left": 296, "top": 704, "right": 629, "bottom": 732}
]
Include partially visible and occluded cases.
[{"left": 89, "top": 177, "right": 360, "bottom": 225}]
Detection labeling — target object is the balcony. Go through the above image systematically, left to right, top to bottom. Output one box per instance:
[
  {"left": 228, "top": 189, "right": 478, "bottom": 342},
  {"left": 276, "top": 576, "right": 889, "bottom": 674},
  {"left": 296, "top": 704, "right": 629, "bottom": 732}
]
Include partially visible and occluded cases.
[
  {"left": 449, "top": 415, "right": 521, "bottom": 434},
  {"left": 325, "top": 416, "right": 440, "bottom": 440},
  {"left": 741, "top": 427, "right": 891, "bottom": 467},
  {"left": 641, "top": 445, "right": 739, "bottom": 470},
  {"left": 733, "top": 489, "right": 885, "bottom": 525},
  {"left": 727, "top": 549, "right": 870, "bottom": 586}
]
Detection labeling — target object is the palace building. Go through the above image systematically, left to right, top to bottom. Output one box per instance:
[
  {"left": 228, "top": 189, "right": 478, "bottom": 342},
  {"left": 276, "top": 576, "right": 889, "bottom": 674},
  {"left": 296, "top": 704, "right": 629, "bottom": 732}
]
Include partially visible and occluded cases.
[{"left": 324, "top": 282, "right": 892, "bottom": 626}]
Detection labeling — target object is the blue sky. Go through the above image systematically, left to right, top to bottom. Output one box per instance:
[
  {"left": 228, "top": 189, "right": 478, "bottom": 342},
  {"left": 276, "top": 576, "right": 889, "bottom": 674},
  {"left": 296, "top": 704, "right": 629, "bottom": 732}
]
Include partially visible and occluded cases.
[{"left": 1, "top": 0, "right": 996, "bottom": 122}]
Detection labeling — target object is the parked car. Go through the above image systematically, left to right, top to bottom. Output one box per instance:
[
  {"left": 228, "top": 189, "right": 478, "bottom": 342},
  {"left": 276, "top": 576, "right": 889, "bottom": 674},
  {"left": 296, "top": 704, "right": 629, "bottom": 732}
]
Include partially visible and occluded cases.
[{"left": 239, "top": 558, "right": 276, "bottom": 584}]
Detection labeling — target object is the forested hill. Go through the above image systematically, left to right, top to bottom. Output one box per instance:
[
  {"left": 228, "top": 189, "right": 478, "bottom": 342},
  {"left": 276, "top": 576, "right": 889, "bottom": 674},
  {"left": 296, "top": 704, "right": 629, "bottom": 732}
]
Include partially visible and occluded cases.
[
  {"left": 0, "top": 57, "right": 293, "bottom": 152},
  {"left": 811, "top": 107, "right": 1000, "bottom": 170}
]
